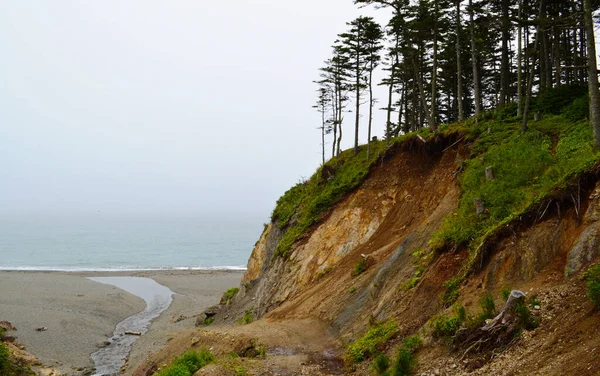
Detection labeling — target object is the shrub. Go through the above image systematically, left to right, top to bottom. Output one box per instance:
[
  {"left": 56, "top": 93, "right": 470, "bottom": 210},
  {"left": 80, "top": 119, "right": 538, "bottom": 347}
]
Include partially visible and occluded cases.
[
  {"left": 535, "top": 84, "right": 587, "bottom": 115},
  {"left": 563, "top": 96, "right": 589, "bottom": 121},
  {"left": 352, "top": 257, "right": 368, "bottom": 277},
  {"left": 584, "top": 264, "right": 600, "bottom": 309},
  {"left": 441, "top": 277, "right": 462, "bottom": 308},
  {"left": 221, "top": 287, "right": 240, "bottom": 304},
  {"left": 501, "top": 287, "right": 512, "bottom": 301},
  {"left": 479, "top": 295, "right": 496, "bottom": 320},
  {"left": 515, "top": 302, "right": 540, "bottom": 330},
  {"left": 430, "top": 314, "right": 461, "bottom": 338},
  {"left": 203, "top": 317, "right": 215, "bottom": 326},
  {"left": 345, "top": 320, "right": 399, "bottom": 364},
  {"left": 389, "top": 335, "right": 423, "bottom": 376},
  {"left": 154, "top": 349, "right": 214, "bottom": 376},
  {"left": 372, "top": 353, "right": 390, "bottom": 375}
]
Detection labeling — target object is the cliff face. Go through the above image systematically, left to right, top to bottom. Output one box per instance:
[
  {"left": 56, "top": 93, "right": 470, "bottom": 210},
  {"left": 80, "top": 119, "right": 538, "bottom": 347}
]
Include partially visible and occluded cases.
[
  {"left": 135, "top": 126, "right": 600, "bottom": 376},
  {"left": 223, "top": 129, "right": 600, "bottom": 375},
  {"left": 238, "top": 137, "right": 464, "bottom": 331}
]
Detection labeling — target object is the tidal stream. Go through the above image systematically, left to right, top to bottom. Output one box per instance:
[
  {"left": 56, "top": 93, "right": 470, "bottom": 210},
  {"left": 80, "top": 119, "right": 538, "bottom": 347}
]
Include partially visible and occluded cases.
[{"left": 87, "top": 277, "right": 174, "bottom": 376}]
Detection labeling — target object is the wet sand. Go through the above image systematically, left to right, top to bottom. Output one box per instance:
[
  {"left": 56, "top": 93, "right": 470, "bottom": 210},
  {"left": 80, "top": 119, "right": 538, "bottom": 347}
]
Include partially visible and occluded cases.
[{"left": 0, "top": 270, "right": 243, "bottom": 375}]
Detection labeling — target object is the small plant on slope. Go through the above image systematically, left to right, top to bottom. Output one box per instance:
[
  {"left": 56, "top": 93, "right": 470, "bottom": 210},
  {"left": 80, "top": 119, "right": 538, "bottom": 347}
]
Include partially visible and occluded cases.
[
  {"left": 584, "top": 264, "right": 600, "bottom": 309},
  {"left": 345, "top": 320, "right": 399, "bottom": 365}
]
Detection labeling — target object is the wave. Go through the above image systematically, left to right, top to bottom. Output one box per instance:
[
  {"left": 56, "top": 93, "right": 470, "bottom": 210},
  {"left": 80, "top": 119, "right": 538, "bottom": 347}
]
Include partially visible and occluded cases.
[{"left": 0, "top": 265, "right": 247, "bottom": 272}]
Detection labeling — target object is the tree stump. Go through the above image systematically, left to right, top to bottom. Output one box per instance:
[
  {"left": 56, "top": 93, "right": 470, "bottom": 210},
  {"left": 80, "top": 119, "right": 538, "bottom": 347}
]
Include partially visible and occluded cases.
[
  {"left": 485, "top": 166, "right": 494, "bottom": 181},
  {"left": 474, "top": 198, "right": 486, "bottom": 215},
  {"left": 482, "top": 290, "right": 526, "bottom": 330}
]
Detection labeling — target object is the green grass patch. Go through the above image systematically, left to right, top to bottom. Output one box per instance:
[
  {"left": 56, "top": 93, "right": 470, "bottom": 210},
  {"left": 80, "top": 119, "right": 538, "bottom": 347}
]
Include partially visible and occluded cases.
[
  {"left": 430, "top": 116, "right": 599, "bottom": 256},
  {"left": 584, "top": 264, "right": 600, "bottom": 309},
  {"left": 345, "top": 320, "right": 399, "bottom": 365},
  {"left": 154, "top": 349, "right": 215, "bottom": 376}
]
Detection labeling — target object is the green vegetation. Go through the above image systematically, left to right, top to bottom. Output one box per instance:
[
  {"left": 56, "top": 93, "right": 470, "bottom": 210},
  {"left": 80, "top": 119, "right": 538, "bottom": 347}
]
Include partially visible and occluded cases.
[
  {"left": 430, "top": 114, "right": 599, "bottom": 261},
  {"left": 272, "top": 142, "right": 388, "bottom": 258},
  {"left": 352, "top": 257, "right": 369, "bottom": 277},
  {"left": 584, "top": 264, "right": 600, "bottom": 309},
  {"left": 316, "top": 266, "right": 335, "bottom": 280},
  {"left": 441, "top": 277, "right": 462, "bottom": 308},
  {"left": 349, "top": 286, "right": 357, "bottom": 294},
  {"left": 221, "top": 287, "right": 239, "bottom": 304},
  {"left": 501, "top": 287, "right": 512, "bottom": 301},
  {"left": 479, "top": 295, "right": 496, "bottom": 320},
  {"left": 515, "top": 300, "right": 540, "bottom": 330},
  {"left": 237, "top": 311, "right": 253, "bottom": 325},
  {"left": 430, "top": 312, "right": 462, "bottom": 339},
  {"left": 202, "top": 317, "right": 215, "bottom": 326},
  {"left": 345, "top": 320, "right": 399, "bottom": 364},
  {"left": 389, "top": 335, "right": 423, "bottom": 376},
  {"left": 0, "top": 343, "right": 9, "bottom": 374},
  {"left": 153, "top": 350, "right": 214, "bottom": 376},
  {"left": 372, "top": 353, "right": 390, "bottom": 375}
]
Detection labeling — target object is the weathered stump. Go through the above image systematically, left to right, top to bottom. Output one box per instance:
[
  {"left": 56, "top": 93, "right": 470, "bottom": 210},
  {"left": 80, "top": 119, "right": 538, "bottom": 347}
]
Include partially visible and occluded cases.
[{"left": 485, "top": 166, "right": 494, "bottom": 181}]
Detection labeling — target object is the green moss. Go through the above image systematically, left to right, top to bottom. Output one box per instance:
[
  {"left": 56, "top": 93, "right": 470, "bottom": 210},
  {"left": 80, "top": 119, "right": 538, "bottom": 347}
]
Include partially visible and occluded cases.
[
  {"left": 345, "top": 320, "right": 399, "bottom": 364},
  {"left": 0, "top": 343, "right": 9, "bottom": 374},
  {"left": 154, "top": 349, "right": 215, "bottom": 376}
]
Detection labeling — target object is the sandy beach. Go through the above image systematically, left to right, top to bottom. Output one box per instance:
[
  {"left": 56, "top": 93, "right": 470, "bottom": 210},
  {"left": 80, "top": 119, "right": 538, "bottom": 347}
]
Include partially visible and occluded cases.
[{"left": 0, "top": 270, "right": 243, "bottom": 375}]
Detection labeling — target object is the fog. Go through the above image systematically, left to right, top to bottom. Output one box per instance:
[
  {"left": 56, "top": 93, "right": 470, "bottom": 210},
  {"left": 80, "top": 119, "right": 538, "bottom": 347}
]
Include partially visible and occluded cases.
[{"left": 0, "top": 1, "right": 394, "bottom": 221}]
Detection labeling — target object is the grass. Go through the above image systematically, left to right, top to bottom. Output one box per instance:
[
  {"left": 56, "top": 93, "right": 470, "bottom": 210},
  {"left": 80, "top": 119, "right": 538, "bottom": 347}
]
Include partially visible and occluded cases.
[
  {"left": 430, "top": 115, "right": 599, "bottom": 261},
  {"left": 584, "top": 264, "right": 600, "bottom": 309},
  {"left": 441, "top": 277, "right": 462, "bottom": 308},
  {"left": 220, "top": 287, "right": 240, "bottom": 304},
  {"left": 345, "top": 320, "right": 399, "bottom": 365},
  {"left": 153, "top": 349, "right": 214, "bottom": 376}
]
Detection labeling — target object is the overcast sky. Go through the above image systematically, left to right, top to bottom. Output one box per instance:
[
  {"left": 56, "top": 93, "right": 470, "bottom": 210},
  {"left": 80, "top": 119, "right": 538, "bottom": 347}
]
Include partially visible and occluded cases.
[{"left": 0, "top": 1, "right": 392, "bottom": 220}]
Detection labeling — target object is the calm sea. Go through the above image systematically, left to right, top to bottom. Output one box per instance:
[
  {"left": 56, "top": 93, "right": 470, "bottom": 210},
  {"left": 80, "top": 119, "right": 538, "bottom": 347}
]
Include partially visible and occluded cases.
[{"left": 0, "top": 216, "right": 263, "bottom": 271}]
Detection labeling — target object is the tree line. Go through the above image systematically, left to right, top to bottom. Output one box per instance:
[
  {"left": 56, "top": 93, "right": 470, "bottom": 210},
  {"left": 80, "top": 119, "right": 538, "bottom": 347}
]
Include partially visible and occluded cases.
[{"left": 314, "top": 0, "right": 600, "bottom": 164}]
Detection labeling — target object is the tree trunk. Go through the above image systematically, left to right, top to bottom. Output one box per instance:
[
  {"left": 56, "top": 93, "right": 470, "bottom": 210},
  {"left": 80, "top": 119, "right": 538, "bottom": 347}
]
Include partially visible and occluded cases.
[
  {"left": 431, "top": 0, "right": 439, "bottom": 130},
  {"left": 457, "top": 0, "right": 465, "bottom": 122},
  {"left": 469, "top": 0, "right": 482, "bottom": 117},
  {"left": 499, "top": 0, "right": 510, "bottom": 106},
  {"left": 517, "top": 0, "right": 523, "bottom": 117},
  {"left": 522, "top": 0, "right": 542, "bottom": 133},
  {"left": 583, "top": 0, "right": 600, "bottom": 150},
  {"left": 354, "top": 48, "right": 361, "bottom": 156},
  {"left": 386, "top": 51, "right": 396, "bottom": 145},
  {"left": 367, "top": 60, "right": 374, "bottom": 159},
  {"left": 331, "top": 91, "right": 337, "bottom": 159}
]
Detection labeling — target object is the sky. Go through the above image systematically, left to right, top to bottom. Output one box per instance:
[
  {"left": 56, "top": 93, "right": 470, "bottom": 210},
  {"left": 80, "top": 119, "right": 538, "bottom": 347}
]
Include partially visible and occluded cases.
[{"left": 0, "top": 1, "right": 392, "bottom": 220}]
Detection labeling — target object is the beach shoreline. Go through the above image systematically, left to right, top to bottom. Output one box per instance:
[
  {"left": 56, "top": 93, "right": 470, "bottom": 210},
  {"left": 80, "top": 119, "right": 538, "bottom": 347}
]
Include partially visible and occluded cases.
[{"left": 0, "top": 270, "right": 243, "bottom": 375}]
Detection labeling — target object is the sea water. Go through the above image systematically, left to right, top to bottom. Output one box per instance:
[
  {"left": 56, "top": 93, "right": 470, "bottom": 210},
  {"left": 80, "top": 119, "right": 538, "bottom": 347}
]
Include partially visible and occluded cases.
[{"left": 0, "top": 216, "right": 263, "bottom": 271}]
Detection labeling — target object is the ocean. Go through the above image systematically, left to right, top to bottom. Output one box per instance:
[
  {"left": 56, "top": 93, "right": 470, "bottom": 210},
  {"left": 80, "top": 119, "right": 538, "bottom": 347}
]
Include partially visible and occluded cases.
[{"left": 0, "top": 216, "right": 263, "bottom": 271}]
